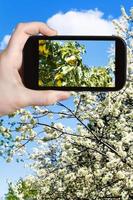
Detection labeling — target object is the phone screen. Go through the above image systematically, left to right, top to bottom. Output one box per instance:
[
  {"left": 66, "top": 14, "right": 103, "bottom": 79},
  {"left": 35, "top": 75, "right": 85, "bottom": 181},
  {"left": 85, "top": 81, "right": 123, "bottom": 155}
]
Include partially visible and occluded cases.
[{"left": 38, "top": 40, "right": 115, "bottom": 88}]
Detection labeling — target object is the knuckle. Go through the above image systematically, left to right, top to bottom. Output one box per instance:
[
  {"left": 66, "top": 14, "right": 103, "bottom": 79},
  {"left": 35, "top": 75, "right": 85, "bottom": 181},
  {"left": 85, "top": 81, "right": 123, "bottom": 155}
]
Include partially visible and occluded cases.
[
  {"left": 38, "top": 21, "right": 46, "bottom": 26},
  {"left": 16, "top": 23, "right": 25, "bottom": 30},
  {"left": 12, "top": 91, "right": 25, "bottom": 109},
  {"left": 40, "top": 93, "right": 53, "bottom": 106},
  {"left": 11, "top": 96, "right": 21, "bottom": 110}
]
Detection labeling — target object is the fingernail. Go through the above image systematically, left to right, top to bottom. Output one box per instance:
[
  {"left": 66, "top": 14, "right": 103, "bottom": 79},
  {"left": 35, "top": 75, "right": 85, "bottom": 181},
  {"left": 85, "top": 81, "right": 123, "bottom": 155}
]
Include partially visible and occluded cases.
[
  {"left": 47, "top": 24, "right": 58, "bottom": 35},
  {"left": 50, "top": 27, "right": 57, "bottom": 33},
  {"left": 52, "top": 29, "right": 58, "bottom": 35},
  {"left": 54, "top": 30, "right": 58, "bottom": 35}
]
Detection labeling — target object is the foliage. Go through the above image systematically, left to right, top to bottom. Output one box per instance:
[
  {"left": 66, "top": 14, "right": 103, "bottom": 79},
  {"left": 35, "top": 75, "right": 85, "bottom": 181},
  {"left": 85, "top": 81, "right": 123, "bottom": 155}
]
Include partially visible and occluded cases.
[
  {"left": 3, "top": 6, "right": 133, "bottom": 200},
  {"left": 38, "top": 40, "right": 114, "bottom": 87},
  {"left": 5, "top": 180, "right": 38, "bottom": 200},
  {"left": 5, "top": 183, "right": 19, "bottom": 200}
]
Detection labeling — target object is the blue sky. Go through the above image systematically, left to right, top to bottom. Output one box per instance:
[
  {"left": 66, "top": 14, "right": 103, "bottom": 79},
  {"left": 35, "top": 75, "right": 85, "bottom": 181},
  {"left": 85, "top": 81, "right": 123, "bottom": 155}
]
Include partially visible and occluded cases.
[
  {"left": 0, "top": 0, "right": 132, "bottom": 198},
  {"left": 0, "top": 0, "right": 133, "bottom": 41},
  {"left": 77, "top": 40, "right": 115, "bottom": 66}
]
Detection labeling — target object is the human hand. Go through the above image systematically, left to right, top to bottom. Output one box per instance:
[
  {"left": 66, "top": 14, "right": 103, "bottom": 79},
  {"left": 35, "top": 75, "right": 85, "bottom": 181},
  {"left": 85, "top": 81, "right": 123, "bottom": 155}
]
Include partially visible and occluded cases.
[{"left": 0, "top": 22, "right": 70, "bottom": 116}]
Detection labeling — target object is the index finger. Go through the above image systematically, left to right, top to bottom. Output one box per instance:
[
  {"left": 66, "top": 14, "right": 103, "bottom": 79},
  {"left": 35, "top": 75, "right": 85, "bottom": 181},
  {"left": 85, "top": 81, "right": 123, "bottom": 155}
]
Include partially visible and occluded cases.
[{"left": 7, "top": 22, "right": 57, "bottom": 52}]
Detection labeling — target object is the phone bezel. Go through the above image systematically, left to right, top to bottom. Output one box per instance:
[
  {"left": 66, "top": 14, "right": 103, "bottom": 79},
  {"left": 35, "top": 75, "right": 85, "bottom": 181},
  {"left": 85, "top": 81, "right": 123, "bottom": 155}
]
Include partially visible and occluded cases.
[{"left": 23, "top": 35, "right": 127, "bottom": 91}]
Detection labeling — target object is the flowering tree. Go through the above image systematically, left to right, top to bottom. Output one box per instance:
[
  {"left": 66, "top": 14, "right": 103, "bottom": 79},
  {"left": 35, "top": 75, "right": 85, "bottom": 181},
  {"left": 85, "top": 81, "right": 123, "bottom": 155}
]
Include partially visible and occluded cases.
[{"left": 3, "top": 6, "right": 133, "bottom": 200}]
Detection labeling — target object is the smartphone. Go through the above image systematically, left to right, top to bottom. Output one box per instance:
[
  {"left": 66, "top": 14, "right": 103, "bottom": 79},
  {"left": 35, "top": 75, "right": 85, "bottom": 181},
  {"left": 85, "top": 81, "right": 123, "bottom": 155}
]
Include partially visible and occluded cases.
[{"left": 23, "top": 35, "right": 127, "bottom": 91}]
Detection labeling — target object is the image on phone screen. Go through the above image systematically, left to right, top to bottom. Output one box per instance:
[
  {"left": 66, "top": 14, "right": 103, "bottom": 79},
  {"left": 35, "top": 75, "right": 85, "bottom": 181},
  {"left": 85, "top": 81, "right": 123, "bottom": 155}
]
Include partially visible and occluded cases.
[{"left": 38, "top": 40, "right": 115, "bottom": 88}]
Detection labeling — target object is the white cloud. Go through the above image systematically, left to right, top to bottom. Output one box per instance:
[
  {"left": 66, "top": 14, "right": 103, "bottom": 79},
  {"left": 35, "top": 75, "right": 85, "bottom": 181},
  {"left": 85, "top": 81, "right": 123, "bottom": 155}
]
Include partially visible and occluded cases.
[
  {"left": 0, "top": 9, "right": 115, "bottom": 51},
  {"left": 47, "top": 9, "right": 115, "bottom": 35},
  {"left": 0, "top": 35, "right": 11, "bottom": 50}
]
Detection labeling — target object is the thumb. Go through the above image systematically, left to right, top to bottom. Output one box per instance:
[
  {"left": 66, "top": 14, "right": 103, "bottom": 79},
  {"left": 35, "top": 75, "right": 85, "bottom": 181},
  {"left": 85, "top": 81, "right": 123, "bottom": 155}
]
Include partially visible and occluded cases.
[{"left": 21, "top": 89, "right": 71, "bottom": 107}]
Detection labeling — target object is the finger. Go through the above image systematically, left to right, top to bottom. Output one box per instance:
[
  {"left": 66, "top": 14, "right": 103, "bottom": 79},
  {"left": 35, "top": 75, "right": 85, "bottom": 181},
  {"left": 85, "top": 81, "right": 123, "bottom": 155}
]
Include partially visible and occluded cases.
[
  {"left": 7, "top": 22, "right": 57, "bottom": 52},
  {"left": 20, "top": 89, "right": 71, "bottom": 107}
]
